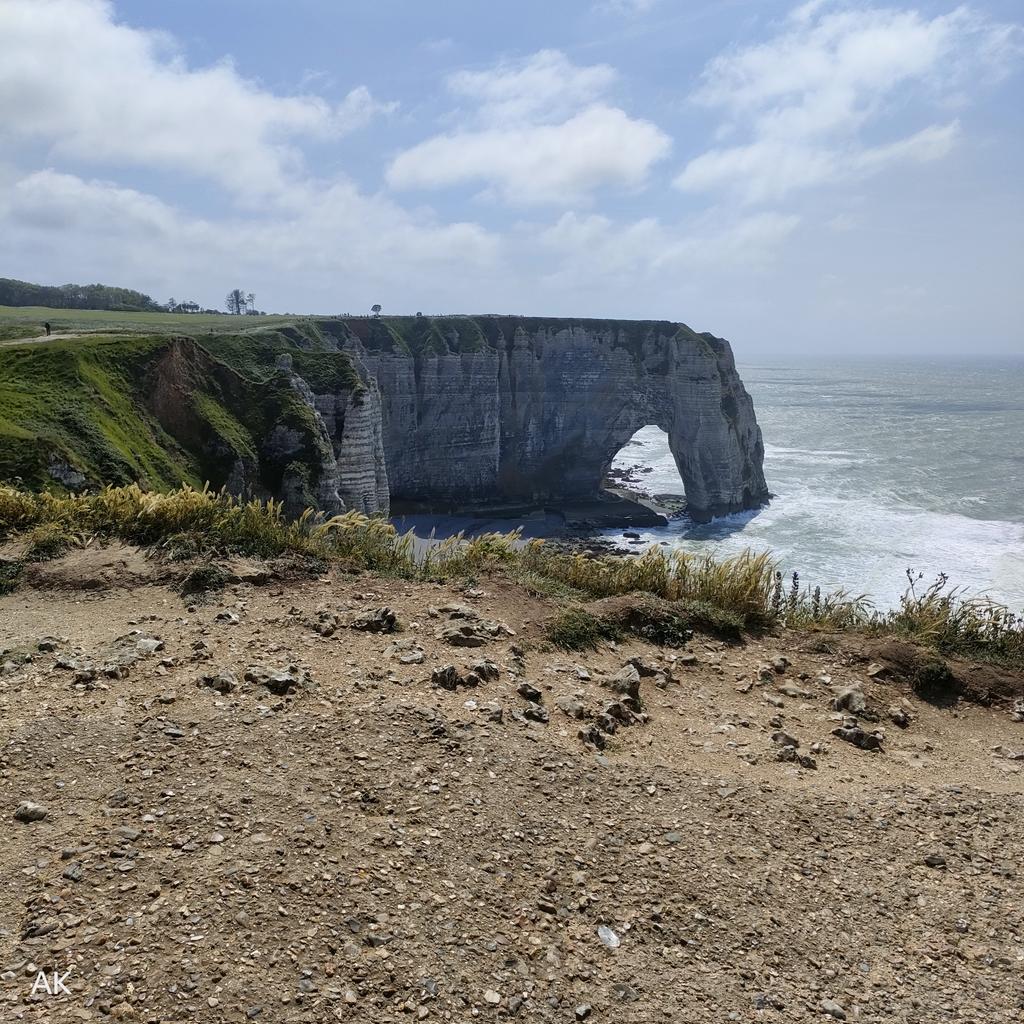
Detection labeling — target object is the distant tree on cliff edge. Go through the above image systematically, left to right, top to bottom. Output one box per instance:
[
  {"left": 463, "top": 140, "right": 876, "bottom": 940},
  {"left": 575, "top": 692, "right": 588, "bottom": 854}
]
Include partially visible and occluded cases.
[
  {"left": 225, "top": 289, "right": 247, "bottom": 315},
  {"left": 371, "top": 303, "right": 382, "bottom": 317}
]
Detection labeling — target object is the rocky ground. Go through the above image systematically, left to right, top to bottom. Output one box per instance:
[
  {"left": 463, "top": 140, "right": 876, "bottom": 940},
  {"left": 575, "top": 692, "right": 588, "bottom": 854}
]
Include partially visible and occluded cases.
[{"left": 1, "top": 544, "right": 1023, "bottom": 1022}]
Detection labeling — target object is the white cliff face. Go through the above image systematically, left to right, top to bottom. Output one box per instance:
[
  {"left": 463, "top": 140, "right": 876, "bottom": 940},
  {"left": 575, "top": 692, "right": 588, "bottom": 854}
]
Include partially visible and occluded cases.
[
  {"left": 328, "top": 316, "right": 768, "bottom": 522},
  {"left": 358, "top": 349, "right": 503, "bottom": 504},
  {"left": 271, "top": 351, "right": 390, "bottom": 518},
  {"left": 327, "top": 388, "right": 390, "bottom": 516}
]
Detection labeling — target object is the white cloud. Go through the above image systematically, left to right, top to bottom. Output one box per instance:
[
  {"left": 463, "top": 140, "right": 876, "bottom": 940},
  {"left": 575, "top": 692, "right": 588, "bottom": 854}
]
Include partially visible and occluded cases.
[
  {"left": 0, "top": 0, "right": 395, "bottom": 201},
  {"left": 789, "top": 1, "right": 831, "bottom": 26},
  {"left": 675, "top": 3, "right": 1023, "bottom": 202},
  {"left": 422, "top": 38, "right": 456, "bottom": 55},
  {"left": 449, "top": 49, "right": 617, "bottom": 124},
  {"left": 387, "top": 50, "right": 670, "bottom": 205},
  {"left": 335, "top": 86, "right": 399, "bottom": 133},
  {"left": 388, "top": 105, "right": 670, "bottom": 205},
  {"left": 677, "top": 120, "right": 960, "bottom": 203},
  {"left": 0, "top": 164, "right": 798, "bottom": 321},
  {"left": 0, "top": 169, "right": 500, "bottom": 308},
  {"left": 5, "top": 169, "right": 180, "bottom": 236},
  {"left": 539, "top": 209, "right": 800, "bottom": 280},
  {"left": 826, "top": 212, "right": 858, "bottom": 232}
]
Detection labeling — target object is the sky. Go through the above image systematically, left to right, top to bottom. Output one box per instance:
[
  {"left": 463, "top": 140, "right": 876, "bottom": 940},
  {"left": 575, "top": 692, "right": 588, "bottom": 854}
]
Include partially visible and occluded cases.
[{"left": 0, "top": 0, "right": 1022, "bottom": 357}]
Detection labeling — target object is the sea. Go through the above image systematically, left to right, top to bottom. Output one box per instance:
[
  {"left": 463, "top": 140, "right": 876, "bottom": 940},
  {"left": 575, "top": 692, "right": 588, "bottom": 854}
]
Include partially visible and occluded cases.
[{"left": 608, "top": 360, "right": 1024, "bottom": 612}]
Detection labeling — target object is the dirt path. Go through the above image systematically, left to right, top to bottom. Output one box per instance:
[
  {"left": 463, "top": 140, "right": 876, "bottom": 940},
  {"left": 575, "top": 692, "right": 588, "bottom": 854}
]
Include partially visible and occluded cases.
[{"left": 0, "top": 331, "right": 87, "bottom": 347}]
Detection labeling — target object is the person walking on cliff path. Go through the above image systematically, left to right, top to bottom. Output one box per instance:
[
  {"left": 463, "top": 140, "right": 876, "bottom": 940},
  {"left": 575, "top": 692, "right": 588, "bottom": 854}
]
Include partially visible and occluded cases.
[{"left": 43, "top": 321, "right": 51, "bottom": 337}]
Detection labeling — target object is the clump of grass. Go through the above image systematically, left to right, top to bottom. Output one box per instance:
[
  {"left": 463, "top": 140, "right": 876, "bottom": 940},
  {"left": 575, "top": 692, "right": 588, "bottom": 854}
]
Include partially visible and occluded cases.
[
  {"left": 0, "top": 483, "right": 419, "bottom": 570},
  {"left": 0, "top": 487, "right": 41, "bottom": 534},
  {"left": 314, "top": 509, "right": 418, "bottom": 572},
  {"left": 23, "top": 522, "right": 80, "bottom": 561},
  {"left": 419, "top": 529, "right": 522, "bottom": 578},
  {"left": 517, "top": 545, "right": 839, "bottom": 631},
  {"left": 519, "top": 545, "right": 774, "bottom": 617},
  {"left": 0, "top": 559, "right": 21, "bottom": 595},
  {"left": 179, "top": 563, "right": 230, "bottom": 600},
  {"left": 503, "top": 564, "right": 588, "bottom": 602},
  {"left": 867, "top": 570, "right": 1024, "bottom": 665},
  {"left": 782, "top": 571, "right": 870, "bottom": 631},
  {"left": 590, "top": 593, "right": 742, "bottom": 645},
  {"left": 671, "top": 598, "right": 745, "bottom": 642},
  {"left": 610, "top": 600, "right": 694, "bottom": 646},
  {"left": 546, "top": 609, "right": 620, "bottom": 651},
  {"left": 911, "top": 655, "right": 958, "bottom": 704}
]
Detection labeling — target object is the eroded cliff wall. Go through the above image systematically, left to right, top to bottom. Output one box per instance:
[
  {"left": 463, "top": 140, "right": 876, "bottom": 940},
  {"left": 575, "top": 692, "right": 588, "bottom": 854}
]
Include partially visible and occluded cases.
[{"left": 321, "top": 316, "right": 768, "bottom": 522}]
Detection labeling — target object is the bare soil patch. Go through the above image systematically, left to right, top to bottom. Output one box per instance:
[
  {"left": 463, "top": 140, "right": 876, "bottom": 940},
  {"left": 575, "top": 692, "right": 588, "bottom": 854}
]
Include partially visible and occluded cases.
[{"left": 1, "top": 556, "right": 1022, "bottom": 1021}]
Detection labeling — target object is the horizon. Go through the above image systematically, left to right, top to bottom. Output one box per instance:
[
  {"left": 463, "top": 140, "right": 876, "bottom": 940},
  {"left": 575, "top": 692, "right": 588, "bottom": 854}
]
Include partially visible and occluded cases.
[{"left": 1, "top": 0, "right": 1022, "bottom": 358}]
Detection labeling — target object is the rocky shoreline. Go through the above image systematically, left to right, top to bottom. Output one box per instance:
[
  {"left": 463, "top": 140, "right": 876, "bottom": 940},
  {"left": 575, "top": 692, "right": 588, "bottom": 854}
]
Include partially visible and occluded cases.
[{"left": 392, "top": 474, "right": 693, "bottom": 560}]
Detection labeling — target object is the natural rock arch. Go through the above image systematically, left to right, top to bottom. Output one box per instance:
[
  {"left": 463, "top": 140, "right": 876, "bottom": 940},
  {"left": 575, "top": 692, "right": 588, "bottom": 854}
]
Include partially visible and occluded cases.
[{"left": 332, "top": 316, "right": 769, "bottom": 523}]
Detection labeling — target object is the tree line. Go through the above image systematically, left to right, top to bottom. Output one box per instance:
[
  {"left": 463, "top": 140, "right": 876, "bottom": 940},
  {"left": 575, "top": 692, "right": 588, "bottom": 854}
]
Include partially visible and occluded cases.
[
  {"left": 0, "top": 276, "right": 266, "bottom": 316},
  {"left": 0, "top": 276, "right": 389, "bottom": 319},
  {"left": 0, "top": 277, "right": 164, "bottom": 312}
]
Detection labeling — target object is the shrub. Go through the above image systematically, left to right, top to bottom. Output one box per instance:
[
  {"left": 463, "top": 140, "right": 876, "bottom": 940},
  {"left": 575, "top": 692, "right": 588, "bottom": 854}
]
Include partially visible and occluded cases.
[
  {"left": 23, "top": 522, "right": 79, "bottom": 561},
  {"left": 0, "top": 559, "right": 21, "bottom": 595},
  {"left": 179, "top": 564, "right": 230, "bottom": 599},
  {"left": 867, "top": 570, "right": 1024, "bottom": 666},
  {"left": 586, "top": 592, "right": 743, "bottom": 646},
  {"left": 546, "top": 609, "right": 620, "bottom": 651},
  {"left": 912, "top": 656, "right": 959, "bottom": 704}
]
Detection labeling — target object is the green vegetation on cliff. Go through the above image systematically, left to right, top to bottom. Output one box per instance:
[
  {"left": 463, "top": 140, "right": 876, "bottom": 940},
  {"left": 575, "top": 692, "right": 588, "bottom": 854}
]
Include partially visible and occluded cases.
[
  {"left": 0, "top": 304, "right": 293, "bottom": 344},
  {"left": 336, "top": 315, "right": 490, "bottom": 357},
  {"left": 0, "top": 317, "right": 363, "bottom": 496},
  {"left": 0, "top": 333, "right": 197, "bottom": 488}
]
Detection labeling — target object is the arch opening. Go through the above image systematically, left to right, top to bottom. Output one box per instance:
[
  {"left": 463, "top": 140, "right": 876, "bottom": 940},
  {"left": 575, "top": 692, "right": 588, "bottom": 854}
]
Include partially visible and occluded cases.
[{"left": 604, "top": 425, "right": 688, "bottom": 518}]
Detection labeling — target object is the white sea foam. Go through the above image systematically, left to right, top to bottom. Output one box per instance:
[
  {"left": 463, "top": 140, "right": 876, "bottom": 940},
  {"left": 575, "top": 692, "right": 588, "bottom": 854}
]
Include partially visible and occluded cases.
[{"left": 609, "top": 417, "right": 1024, "bottom": 610}]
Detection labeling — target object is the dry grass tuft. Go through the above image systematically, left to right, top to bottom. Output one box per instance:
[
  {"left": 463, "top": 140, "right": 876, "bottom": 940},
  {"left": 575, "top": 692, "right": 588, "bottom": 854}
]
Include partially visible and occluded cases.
[{"left": 2, "top": 485, "right": 1020, "bottom": 664}]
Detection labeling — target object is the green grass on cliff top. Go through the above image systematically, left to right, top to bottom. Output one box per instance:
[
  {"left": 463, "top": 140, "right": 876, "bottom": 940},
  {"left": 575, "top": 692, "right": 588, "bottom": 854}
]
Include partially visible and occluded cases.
[
  {"left": 0, "top": 305, "right": 292, "bottom": 343},
  {"left": 0, "top": 305, "right": 723, "bottom": 356}
]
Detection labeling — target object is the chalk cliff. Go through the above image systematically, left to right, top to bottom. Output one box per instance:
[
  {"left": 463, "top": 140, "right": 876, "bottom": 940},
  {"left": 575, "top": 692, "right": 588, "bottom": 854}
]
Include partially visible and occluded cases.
[{"left": 320, "top": 316, "right": 768, "bottom": 523}]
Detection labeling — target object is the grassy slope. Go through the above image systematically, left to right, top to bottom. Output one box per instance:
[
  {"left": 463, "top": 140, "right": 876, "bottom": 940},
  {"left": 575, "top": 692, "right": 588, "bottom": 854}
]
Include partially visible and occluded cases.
[
  {"left": 0, "top": 317, "right": 363, "bottom": 493},
  {"left": 0, "top": 334, "right": 202, "bottom": 488}
]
